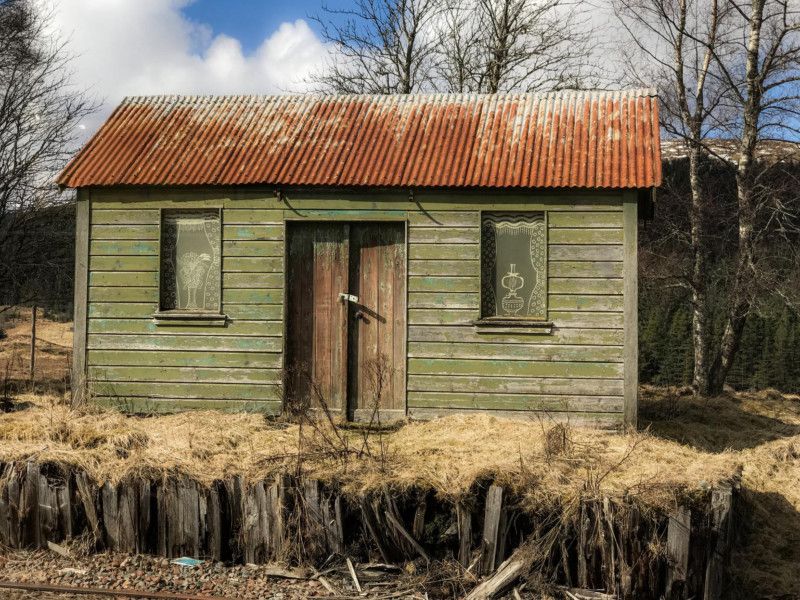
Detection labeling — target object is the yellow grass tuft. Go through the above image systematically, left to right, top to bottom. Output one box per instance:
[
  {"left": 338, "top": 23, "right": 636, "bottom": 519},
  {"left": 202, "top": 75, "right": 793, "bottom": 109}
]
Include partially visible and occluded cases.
[{"left": 1, "top": 386, "right": 800, "bottom": 597}]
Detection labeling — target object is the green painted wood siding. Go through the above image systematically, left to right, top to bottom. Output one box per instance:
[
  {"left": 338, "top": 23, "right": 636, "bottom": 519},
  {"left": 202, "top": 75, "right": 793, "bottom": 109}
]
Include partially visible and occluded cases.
[
  {"left": 83, "top": 188, "right": 629, "bottom": 423},
  {"left": 86, "top": 191, "right": 284, "bottom": 413}
]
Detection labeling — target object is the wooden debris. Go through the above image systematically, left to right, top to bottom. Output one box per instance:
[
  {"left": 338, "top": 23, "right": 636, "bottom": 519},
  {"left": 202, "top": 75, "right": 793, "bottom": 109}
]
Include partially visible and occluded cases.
[
  {"left": 384, "top": 510, "right": 430, "bottom": 563},
  {"left": 47, "top": 540, "right": 70, "bottom": 558},
  {"left": 465, "top": 547, "right": 530, "bottom": 600},
  {"left": 346, "top": 557, "right": 363, "bottom": 593}
]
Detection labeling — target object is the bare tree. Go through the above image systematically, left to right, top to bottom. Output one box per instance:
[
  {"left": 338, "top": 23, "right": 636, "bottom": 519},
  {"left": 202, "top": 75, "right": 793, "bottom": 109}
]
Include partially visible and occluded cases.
[
  {"left": 0, "top": 0, "right": 95, "bottom": 310},
  {"left": 312, "top": 0, "right": 441, "bottom": 93},
  {"left": 436, "top": 0, "right": 595, "bottom": 93},
  {"left": 615, "top": 0, "right": 734, "bottom": 394},
  {"left": 616, "top": 0, "right": 800, "bottom": 394},
  {"left": 708, "top": 0, "right": 800, "bottom": 391}
]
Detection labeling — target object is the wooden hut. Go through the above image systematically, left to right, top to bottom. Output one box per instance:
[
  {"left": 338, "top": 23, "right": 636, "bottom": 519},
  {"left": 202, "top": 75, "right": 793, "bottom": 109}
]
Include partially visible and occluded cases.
[{"left": 58, "top": 90, "right": 662, "bottom": 426}]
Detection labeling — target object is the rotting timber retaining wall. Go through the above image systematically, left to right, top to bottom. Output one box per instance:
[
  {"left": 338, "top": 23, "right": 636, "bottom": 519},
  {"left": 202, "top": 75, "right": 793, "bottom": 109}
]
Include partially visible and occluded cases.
[{"left": 0, "top": 461, "right": 737, "bottom": 599}]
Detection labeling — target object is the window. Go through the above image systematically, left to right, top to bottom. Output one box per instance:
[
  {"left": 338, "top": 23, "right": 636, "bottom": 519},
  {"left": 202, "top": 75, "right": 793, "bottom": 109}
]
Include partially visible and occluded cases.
[
  {"left": 159, "top": 209, "right": 221, "bottom": 313},
  {"left": 480, "top": 212, "right": 547, "bottom": 320}
]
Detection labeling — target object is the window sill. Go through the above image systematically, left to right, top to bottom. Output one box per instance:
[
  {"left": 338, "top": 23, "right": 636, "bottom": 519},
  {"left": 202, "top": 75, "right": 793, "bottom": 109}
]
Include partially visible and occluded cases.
[
  {"left": 153, "top": 311, "right": 228, "bottom": 327},
  {"left": 473, "top": 319, "right": 553, "bottom": 335}
]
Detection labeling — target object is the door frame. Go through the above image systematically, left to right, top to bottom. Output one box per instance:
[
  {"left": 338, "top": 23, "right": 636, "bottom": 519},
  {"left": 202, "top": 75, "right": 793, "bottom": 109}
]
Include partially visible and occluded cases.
[{"left": 281, "top": 217, "right": 409, "bottom": 421}]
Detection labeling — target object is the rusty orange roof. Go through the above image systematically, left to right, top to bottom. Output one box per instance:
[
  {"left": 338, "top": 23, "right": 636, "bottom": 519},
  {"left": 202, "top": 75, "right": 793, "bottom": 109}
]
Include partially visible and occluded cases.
[{"left": 58, "top": 90, "right": 661, "bottom": 189}]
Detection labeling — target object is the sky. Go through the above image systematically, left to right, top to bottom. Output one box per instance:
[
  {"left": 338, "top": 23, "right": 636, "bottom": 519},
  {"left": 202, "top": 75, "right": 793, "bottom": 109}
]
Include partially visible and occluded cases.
[{"left": 44, "top": 0, "right": 342, "bottom": 139}]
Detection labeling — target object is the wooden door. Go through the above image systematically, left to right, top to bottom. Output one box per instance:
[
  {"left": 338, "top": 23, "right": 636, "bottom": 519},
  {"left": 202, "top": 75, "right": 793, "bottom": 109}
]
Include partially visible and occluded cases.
[
  {"left": 285, "top": 222, "right": 406, "bottom": 420},
  {"left": 285, "top": 223, "right": 350, "bottom": 413},
  {"left": 347, "top": 223, "right": 406, "bottom": 420}
]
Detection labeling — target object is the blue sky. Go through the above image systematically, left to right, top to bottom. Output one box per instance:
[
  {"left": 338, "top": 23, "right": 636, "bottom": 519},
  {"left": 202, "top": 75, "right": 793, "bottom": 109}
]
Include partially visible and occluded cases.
[
  {"left": 48, "top": 0, "right": 340, "bottom": 139},
  {"left": 183, "top": 0, "right": 344, "bottom": 53}
]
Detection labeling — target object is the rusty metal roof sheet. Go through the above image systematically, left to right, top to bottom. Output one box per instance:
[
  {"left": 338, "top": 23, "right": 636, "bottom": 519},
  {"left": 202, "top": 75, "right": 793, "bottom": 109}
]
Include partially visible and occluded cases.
[{"left": 58, "top": 90, "right": 661, "bottom": 189}]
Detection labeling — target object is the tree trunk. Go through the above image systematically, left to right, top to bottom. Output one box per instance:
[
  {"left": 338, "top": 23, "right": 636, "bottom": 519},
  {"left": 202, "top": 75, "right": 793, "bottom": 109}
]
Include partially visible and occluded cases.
[
  {"left": 708, "top": 0, "right": 764, "bottom": 395},
  {"left": 688, "top": 145, "right": 713, "bottom": 395}
]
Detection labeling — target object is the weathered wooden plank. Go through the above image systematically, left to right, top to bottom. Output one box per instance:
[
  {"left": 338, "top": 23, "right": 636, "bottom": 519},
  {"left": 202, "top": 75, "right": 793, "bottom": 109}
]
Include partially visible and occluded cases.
[
  {"left": 73, "top": 195, "right": 90, "bottom": 405},
  {"left": 285, "top": 195, "right": 623, "bottom": 211},
  {"left": 623, "top": 195, "right": 638, "bottom": 427},
  {"left": 91, "top": 196, "right": 258, "bottom": 210},
  {"left": 285, "top": 208, "right": 407, "bottom": 220},
  {"left": 90, "top": 209, "right": 160, "bottom": 224},
  {"left": 223, "top": 209, "right": 283, "bottom": 224},
  {"left": 408, "top": 211, "right": 479, "bottom": 227},
  {"left": 548, "top": 212, "right": 623, "bottom": 228},
  {"left": 91, "top": 224, "right": 159, "bottom": 240},
  {"left": 222, "top": 225, "right": 283, "bottom": 241},
  {"left": 408, "top": 227, "right": 479, "bottom": 244},
  {"left": 548, "top": 228, "right": 623, "bottom": 245},
  {"left": 90, "top": 240, "right": 158, "bottom": 256},
  {"left": 223, "top": 240, "right": 283, "bottom": 257},
  {"left": 410, "top": 244, "right": 480, "bottom": 260},
  {"left": 549, "top": 245, "right": 624, "bottom": 261},
  {"left": 90, "top": 256, "right": 159, "bottom": 272},
  {"left": 223, "top": 257, "right": 283, "bottom": 273},
  {"left": 409, "top": 260, "right": 479, "bottom": 277},
  {"left": 549, "top": 261, "right": 623, "bottom": 278},
  {"left": 90, "top": 272, "right": 159, "bottom": 287},
  {"left": 223, "top": 273, "right": 283, "bottom": 289},
  {"left": 408, "top": 276, "right": 479, "bottom": 293},
  {"left": 548, "top": 278, "right": 623, "bottom": 295},
  {"left": 89, "top": 286, "right": 158, "bottom": 303},
  {"left": 222, "top": 289, "right": 284, "bottom": 305},
  {"left": 408, "top": 292, "right": 479, "bottom": 309},
  {"left": 548, "top": 295, "right": 624, "bottom": 312},
  {"left": 88, "top": 303, "right": 160, "bottom": 318},
  {"left": 89, "top": 303, "right": 281, "bottom": 321},
  {"left": 224, "top": 304, "right": 284, "bottom": 320},
  {"left": 408, "top": 309, "right": 477, "bottom": 325},
  {"left": 549, "top": 311, "right": 624, "bottom": 329},
  {"left": 88, "top": 318, "right": 282, "bottom": 336},
  {"left": 408, "top": 325, "right": 624, "bottom": 345},
  {"left": 87, "top": 334, "right": 281, "bottom": 352},
  {"left": 407, "top": 341, "right": 622, "bottom": 362},
  {"left": 87, "top": 350, "right": 281, "bottom": 368},
  {"left": 408, "top": 358, "right": 623, "bottom": 378},
  {"left": 88, "top": 365, "right": 280, "bottom": 384},
  {"left": 407, "top": 375, "right": 624, "bottom": 395},
  {"left": 90, "top": 380, "right": 276, "bottom": 400},
  {"left": 407, "top": 392, "right": 623, "bottom": 411},
  {"left": 93, "top": 397, "right": 283, "bottom": 413},
  {"left": 409, "top": 407, "right": 624, "bottom": 426},
  {"left": 481, "top": 485, "right": 504, "bottom": 575},
  {"left": 704, "top": 485, "right": 734, "bottom": 600},
  {"left": 457, "top": 503, "right": 472, "bottom": 567},
  {"left": 665, "top": 507, "right": 691, "bottom": 598}
]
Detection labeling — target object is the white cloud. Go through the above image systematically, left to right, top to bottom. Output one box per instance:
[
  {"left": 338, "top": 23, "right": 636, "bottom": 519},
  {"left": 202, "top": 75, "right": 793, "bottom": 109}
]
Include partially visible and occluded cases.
[{"left": 41, "top": 0, "right": 330, "bottom": 139}]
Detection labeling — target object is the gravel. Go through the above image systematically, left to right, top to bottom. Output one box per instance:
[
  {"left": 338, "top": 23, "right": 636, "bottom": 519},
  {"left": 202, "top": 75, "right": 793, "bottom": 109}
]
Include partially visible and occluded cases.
[{"left": 0, "top": 549, "right": 425, "bottom": 599}]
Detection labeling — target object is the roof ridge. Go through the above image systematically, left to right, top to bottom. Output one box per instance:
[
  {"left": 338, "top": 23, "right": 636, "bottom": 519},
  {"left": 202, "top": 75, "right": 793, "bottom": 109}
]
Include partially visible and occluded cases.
[{"left": 119, "top": 88, "right": 658, "bottom": 105}]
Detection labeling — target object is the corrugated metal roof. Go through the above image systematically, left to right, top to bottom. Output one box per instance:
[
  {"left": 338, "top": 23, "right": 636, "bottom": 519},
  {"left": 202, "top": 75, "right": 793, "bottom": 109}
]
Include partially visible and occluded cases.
[{"left": 58, "top": 90, "right": 662, "bottom": 189}]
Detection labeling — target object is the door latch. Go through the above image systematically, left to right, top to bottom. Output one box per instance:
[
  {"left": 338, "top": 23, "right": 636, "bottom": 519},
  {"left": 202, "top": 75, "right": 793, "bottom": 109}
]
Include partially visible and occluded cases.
[{"left": 339, "top": 293, "right": 359, "bottom": 303}]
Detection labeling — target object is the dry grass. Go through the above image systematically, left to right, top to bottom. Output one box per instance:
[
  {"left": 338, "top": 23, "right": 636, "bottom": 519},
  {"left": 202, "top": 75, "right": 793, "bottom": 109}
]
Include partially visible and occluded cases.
[
  {"left": 1, "top": 307, "right": 72, "bottom": 391},
  {"left": 2, "top": 312, "right": 800, "bottom": 596},
  {"left": 2, "top": 388, "right": 798, "bottom": 595}
]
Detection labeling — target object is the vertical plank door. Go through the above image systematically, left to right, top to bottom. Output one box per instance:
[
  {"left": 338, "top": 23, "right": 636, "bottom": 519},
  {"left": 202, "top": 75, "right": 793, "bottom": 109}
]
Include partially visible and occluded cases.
[
  {"left": 285, "top": 223, "right": 350, "bottom": 413},
  {"left": 348, "top": 223, "right": 406, "bottom": 420}
]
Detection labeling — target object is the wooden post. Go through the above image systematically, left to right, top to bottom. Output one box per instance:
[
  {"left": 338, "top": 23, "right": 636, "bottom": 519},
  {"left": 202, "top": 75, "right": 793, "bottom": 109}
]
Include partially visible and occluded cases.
[
  {"left": 29, "top": 305, "right": 36, "bottom": 389},
  {"left": 704, "top": 484, "right": 734, "bottom": 600},
  {"left": 481, "top": 485, "right": 504, "bottom": 574},
  {"left": 457, "top": 502, "right": 473, "bottom": 568},
  {"left": 665, "top": 507, "right": 691, "bottom": 599}
]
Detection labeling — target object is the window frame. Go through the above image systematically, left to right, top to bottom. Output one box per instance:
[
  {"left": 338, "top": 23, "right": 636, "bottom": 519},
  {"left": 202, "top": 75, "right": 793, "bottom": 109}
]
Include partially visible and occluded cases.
[
  {"left": 153, "top": 206, "right": 226, "bottom": 324},
  {"left": 475, "top": 209, "right": 551, "bottom": 330}
]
